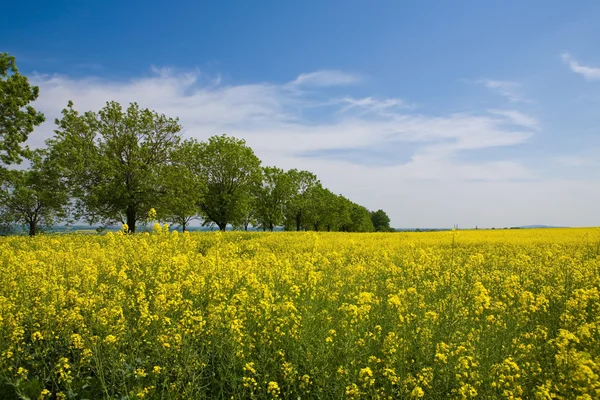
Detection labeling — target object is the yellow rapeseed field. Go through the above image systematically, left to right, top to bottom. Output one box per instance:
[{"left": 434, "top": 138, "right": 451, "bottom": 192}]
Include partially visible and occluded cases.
[{"left": 1, "top": 227, "right": 600, "bottom": 399}]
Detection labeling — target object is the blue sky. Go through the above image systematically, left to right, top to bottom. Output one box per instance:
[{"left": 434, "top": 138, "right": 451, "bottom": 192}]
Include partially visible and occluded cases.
[{"left": 3, "top": 1, "right": 600, "bottom": 228}]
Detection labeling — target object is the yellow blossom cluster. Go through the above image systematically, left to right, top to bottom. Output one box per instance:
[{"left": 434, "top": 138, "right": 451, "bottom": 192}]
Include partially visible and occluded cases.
[{"left": 0, "top": 228, "right": 599, "bottom": 398}]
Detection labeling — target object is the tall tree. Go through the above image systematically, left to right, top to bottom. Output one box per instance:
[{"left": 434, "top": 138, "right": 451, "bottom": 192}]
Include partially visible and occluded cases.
[
  {"left": 0, "top": 53, "right": 45, "bottom": 166},
  {"left": 48, "top": 101, "right": 182, "bottom": 233},
  {"left": 196, "top": 135, "right": 262, "bottom": 231},
  {"left": 155, "top": 139, "right": 204, "bottom": 232},
  {"left": 0, "top": 150, "right": 69, "bottom": 236},
  {"left": 255, "top": 166, "right": 294, "bottom": 231},
  {"left": 284, "top": 169, "right": 319, "bottom": 231},
  {"left": 303, "top": 184, "right": 328, "bottom": 231},
  {"left": 323, "top": 193, "right": 351, "bottom": 232},
  {"left": 235, "top": 194, "right": 257, "bottom": 231},
  {"left": 338, "top": 201, "right": 374, "bottom": 232},
  {"left": 349, "top": 204, "right": 375, "bottom": 232},
  {"left": 370, "top": 209, "right": 391, "bottom": 232}
]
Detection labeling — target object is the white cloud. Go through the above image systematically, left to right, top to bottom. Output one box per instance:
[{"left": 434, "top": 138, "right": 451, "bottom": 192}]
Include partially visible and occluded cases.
[
  {"left": 561, "top": 53, "right": 600, "bottom": 81},
  {"left": 28, "top": 68, "right": 599, "bottom": 228},
  {"left": 30, "top": 70, "right": 535, "bottom": 159},
  {"left": 290, "top": 70, "right": 361, "bottom": 87},
  {"left": 476, "top": 79, "right": 530, "bottom": 103},
  {"left": 337, "top": 96, "right": 414, "bottom": 115},
  {"left": 488, "top": 109, "right": 541, "bottom": 131}
]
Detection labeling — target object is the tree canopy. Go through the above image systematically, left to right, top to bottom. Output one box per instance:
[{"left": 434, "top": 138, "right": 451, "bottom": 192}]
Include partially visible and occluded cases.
[
  {"left": 0, "top": 53, "right": 45, "bottom": 166},
  {"left": 48, "top": 101, "right": 182, "bottom": 233},
  {"left": 195, "top": 134, "right": 262, "bottom": 231},
  {"left": 155, "top": 139, "right": 205, "bottom": 232},
  {"left": 0, "top": 150, "right": 69, "bottom": 236},
  {"left": 254, "top": 166, "right": 294, "bottom": 231},
  {"left": 370, "top": 209, "right": 392, "bottom": 232}
]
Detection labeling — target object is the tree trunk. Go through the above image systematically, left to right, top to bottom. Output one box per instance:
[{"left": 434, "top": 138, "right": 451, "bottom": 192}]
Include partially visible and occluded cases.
[
  {"left": 126, "top": 205, "right": 136, "bottom": 233},
  {"left": 295, "top": 213, "right": 301, "bottom": 231},
  {"left": 28, "top": 221, "right": 37, "bottom": 237},
  {"left": 217, "top": 222, "right": 227, "bottom": 231},
  {"left": 182, "top": 223, "right": 187, "bottom": 233},
  {"left": 269, "top": 223, "right": 274, "bottom": 232},
  {"left": 327, "top": 225, "right": 331, "bottom": 232}
]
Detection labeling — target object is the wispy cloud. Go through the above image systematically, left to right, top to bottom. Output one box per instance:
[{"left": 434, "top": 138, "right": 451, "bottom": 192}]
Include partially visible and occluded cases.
[
  {"left": 561, "top": 53, "right": 600, "bottom": 81},
  {"left": 30, "top": 69, "right": 535, "bottom": 178},
  {"left": 290, "top": 70, "right": 362, "bottom": 87},
  {"left": 475, "top": 79, "right": 530, "bottom": 103},
  {"left": 337, "top": 96, "right": 414, "bottom": 115},
  {"left": 488, "top": 109, "right": 541, "bottom": 131}
]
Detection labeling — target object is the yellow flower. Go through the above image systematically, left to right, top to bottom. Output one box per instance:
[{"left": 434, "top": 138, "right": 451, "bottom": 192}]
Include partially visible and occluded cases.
[
  {"left": 1, "top": 227, "right": 599, "bottom": 397},
  {"left": 70, "top": 333, "right": 84, "bottom": 349},
  {"left": 104, "top": 335, "right": 117, "bottom": 345},
  {"left": 359, "top": 366, "right": 375, "bottom": 387},
  {"left": 16, "top": 367, "right": 28, "bottom": 379},
  {"left": 134, "top": 368, "right": 147, "bottom": 378},
  {"left": 267, "top": 381, "right": 280, "bottom": 398},
  {"left": 345, "top": 383, "right": 360, "bottom": 398},
  {"left": 410, "top": 386, "right": 425, "bottom": 398}
]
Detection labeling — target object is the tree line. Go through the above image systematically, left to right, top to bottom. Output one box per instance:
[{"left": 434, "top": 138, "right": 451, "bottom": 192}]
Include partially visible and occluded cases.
[{"left": 0, "top": 52, "right": 392, "bottom": 235}]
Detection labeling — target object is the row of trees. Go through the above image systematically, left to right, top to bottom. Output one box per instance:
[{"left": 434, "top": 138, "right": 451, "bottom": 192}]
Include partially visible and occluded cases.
[{"left": 0, "top": 52, "right": 391, "bottom": 235}]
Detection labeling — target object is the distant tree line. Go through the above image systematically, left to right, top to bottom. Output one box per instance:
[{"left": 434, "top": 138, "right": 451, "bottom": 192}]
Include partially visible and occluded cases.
[{"left": 0, "top": 53, "right": 392, "bottom": 235}]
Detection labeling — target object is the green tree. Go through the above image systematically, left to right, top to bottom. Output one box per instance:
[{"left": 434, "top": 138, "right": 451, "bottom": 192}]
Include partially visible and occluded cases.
[
  {"left": 0, "top": 53, "right": 45, "bottom": 166},
  {"left": 48, "top": 101, "right": 182, "bottom": 233},
  {"left": 196, "top": 135, "right": 262, "bottom": 231},
  {"left": 155, "top": 139, "right": 205, "bottom": 232},
  {"left": 0, "top": 150, "right": 69, "bottom": 236},
  {"left": 255, "top": 166, "right": 294, "bottom": 231},
  {"left": 284, "top": 169, "right": 319, "bottom": 231},
  {"left": 303, "top": 184, "right": 329, "bottom": 231},
  {"left": 233, "top": 193, "right": 257, "bottom": 231},
  {"left": 323, "top": 193, "right": 352, "bottom": 232},
  {"left": 340, "top": 203, "right": 374, "bottom": 232},
  {"left": 370, "top": 209, "right": 391, "bottom": 232}
]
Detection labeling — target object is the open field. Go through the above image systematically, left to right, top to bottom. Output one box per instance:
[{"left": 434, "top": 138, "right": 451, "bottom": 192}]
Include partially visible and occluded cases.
[{"left": 1, "top": 228, "right": 599, "bottom": 399}]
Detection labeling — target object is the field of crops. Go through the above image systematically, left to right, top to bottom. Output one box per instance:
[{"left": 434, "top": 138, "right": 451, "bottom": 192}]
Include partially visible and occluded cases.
[{"left": 1, "top": 228, "right": 599, "bottom": 399}]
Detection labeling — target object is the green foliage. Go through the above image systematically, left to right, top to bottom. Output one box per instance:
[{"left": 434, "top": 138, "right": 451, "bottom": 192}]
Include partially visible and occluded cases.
[
  {"left": 0, "top": 53, "right": 45, "bottom": 166},
  {"left": 47, "top": 101, "right": 182, "bottom": 233},
  {"left": 196, "top": 135, "right": 262, "bottom": 231},
  {"left": 155, "top": 139, "right": 204, "bottom": 232},
  {"left": 0, "top": 150, "right": 69, "bottom": 236},
  {"left": 255, "top": 166, "right": 294, "bottom": 231},
  {"left": 284, "top": 169, "right": 320, "bottom": 231},
  {"left": 302, "top": 184, "right": 329, "bottom": 231},
  {"left": 235, "top": 194, "right": 257, "bottom": 231},
  {"left": 323, "top": 194, "right": 352, "bottom": 232},
  {"left": 343, "top": 203, "right": 374, "bottom": 232},
  {"left": 370, "top": 209, "right": 391, "bottom": 232}
]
